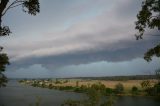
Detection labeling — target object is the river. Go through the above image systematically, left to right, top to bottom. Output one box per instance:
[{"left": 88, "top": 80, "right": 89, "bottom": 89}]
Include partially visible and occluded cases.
[{"left": 0, "top": 80, "right": 160, "bottom": 106}]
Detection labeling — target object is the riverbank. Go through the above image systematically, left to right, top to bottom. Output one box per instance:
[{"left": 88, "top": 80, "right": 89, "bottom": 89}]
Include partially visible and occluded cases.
[
  {"left": 19, "top": 79, "right": 159, "bottom": 97},
  {"left": 1, "top": 80, "right": 160, "bottom": 106}
]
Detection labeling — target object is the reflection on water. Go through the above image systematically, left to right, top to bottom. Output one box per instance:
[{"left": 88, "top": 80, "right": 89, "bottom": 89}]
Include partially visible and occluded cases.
[{"left": 0, "top": 80, "right": 160, "bottom": 106}]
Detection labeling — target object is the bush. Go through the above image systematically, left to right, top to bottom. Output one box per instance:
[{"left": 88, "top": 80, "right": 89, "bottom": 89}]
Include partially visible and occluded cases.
[
  {"left": 55, "top": 79, "right": 61, "bottom": 84},
  {"left": 63, "top": 80, "right": 69, "bottom": 83},
  {"left": 141, "top": 80, "right": 151, "bottom": 90},
  {"left": 90, "top": 82, "right": 105, "bottom": 91},
  {"left": 146, "top": 82, "right": 160, "bottom": 96},
  {"left": 154, "top": 82, "right": 160, "bottom": 95},
  {"left": 115, "top": 83, "right": 124, "bottom": 94},
  {"left": 48, "top": 84, "right": 53, "bottom": 89},
  {"left": 79, "top": 85, "right": 88, "bottom": 92},
  {"left": 59, "top": 86, "right": 75, "bottom": 91},
  {"left": 131, "top": 86, "right": 138, "bottom": 95},
  {"left": 74, "top": 87, "right": 81, "bottom": 92},
  {"left": 105, "top": 88, "right": 114, "bottom": 95}
]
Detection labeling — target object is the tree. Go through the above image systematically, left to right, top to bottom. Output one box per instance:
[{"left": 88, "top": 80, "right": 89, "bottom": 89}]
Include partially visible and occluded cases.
[
  {"left": 0, "top": 0, "right": 40, "bottom": 87},
  {"left": 0, "top": 0, "right": 40, "bottom": 36},
  {"left": 135, "top": 0, "right": 160, "bottom": 61},
  {"left": 0, "top": 47, "right": 9, "bottom": 87},
  {"left": 141, "top": 80, "right": 151, "bottom": 90},
  {"left": 62, "top": 83, "right": 115, "bottom": 106},
  {"left": 114, "top": 83, "right": 124, "bottom": 94},
  {"left": 131, "top": 86, "right": 139, "bottom": 95}
]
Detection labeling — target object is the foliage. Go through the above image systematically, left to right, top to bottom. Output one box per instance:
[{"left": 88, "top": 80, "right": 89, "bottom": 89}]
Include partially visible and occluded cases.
[
  {"left": 0, "top": 0, "right": 40, "bottom": 87},
  {"left": 0, "top": 0, "right": 40, "bottom": 36},
  {"left": 22, "top": 0, "right": 40, "bottom": 16},
  {"left": 135, "top": 0, "right": 160, "bottom": 61},
  {"left": 135, "top": 0, "right": 160, "bottom": 39},
  {"left": 144, "top": 44, "right": 160, "bottom": 62},
  {"left": 0, "top": 48, "right": 9, "bottom": 87},
  {"left": 0, "top": 50, "right": 9, "bottom": 72},
  {"left": 0, "top": 73, "right": 8, "bottom": 87},
  {"left": 55, "top": 79, "right": 62, "bottom": 84},
  {"left": 140, "top": 79, "right": 160, "bottom": 96},
  {"left": 64, "top": 80, "right": 69, "bottom": 83},
  {"left": 141, "top": 80, "right": 151, "bottom": 90},
  {"left": 153, "top": 82, "right": 160, "bottom": 95},
  {"left": 48, "top": 83, "right": 53, "bottom": 89},
  {"left": 62, "top": 83, "right": 115, "bottom": 106},
  {"left": 114, "top": 83, "right": 124, "bottom": 94},
  {"left": 75, "top": 85, "right": 88, "bottom": 93},
  {"left": 131, "top": 86, "right": 139, "bottom": 95},
  {"left": 105, "top": 88, "right": 114, "bottom": 96}
]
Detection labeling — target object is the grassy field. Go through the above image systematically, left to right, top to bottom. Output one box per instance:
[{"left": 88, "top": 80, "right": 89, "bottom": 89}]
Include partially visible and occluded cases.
[
  {"left": 20, "top": 78, "right": 160, "bottom": 97},
  {"left": 52, "top": 79, "right": 158, "bottom": 90}
]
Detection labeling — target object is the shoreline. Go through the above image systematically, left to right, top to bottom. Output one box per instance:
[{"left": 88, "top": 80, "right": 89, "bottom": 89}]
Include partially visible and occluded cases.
[{"left": 19, "top": 79, "right": 160, "bottom": 98}]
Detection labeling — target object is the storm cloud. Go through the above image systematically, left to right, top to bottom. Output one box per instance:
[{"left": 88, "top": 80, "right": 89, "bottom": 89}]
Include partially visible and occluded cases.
[{"left": 1, "top": 0, "right": 159, "bottom": 77}]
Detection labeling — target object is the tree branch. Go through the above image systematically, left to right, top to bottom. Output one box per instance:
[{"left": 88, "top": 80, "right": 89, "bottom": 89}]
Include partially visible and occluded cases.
[
  {"left": 2, "top": 0, "right": 24, "bottom": 16},
  {"left": 9, "top": 3, "right": 23, "bottom": 9}
]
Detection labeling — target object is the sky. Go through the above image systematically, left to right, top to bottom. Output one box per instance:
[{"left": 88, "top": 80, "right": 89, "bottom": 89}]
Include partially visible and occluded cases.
[{"left": 0, "top": 0, "right": 160, "bottom": 78}]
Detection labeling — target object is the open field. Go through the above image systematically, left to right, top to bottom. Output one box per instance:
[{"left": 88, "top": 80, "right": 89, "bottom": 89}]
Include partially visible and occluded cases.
[
  {"left": 19, "top": 78, "right": 160, "bottom": 97},
  {"left": 20, "top": 79, "right": 158, "bottom": 91},
  {"left": 52, "top": 79, "right": 158, "bottom": 90}
]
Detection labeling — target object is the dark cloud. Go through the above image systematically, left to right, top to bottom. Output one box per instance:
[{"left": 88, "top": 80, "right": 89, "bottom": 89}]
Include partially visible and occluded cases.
[
  {"left": 2, "top": 0, "right": 159, "bottom": 74},
  {"left": 7, "top": 34, "right": 160, "bottom": 71}
]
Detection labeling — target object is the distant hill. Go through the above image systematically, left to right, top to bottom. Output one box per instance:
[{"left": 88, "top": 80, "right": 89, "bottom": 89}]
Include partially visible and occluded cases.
[
  {"left": 9, "top": 75, "right": 158, "bottom": 81},
  {"left": 64, "top": 75, "right": 157, "bottom": 81}
]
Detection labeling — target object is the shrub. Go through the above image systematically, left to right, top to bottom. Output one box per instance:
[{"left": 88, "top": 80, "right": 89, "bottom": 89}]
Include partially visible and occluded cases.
[
  {"left": 55, "top": 79, "right": 61, "bottom": 84},
  {"left": 63, "top": 80, "right": 69, "bottom": 83},
  {"left": 141, "top": 80, "right": 151, "bottom": 90},
  {"left": 154, "top": 82, "right": 160, "bottom": 95},
  {"left": 115, "top": 83, "right": 124, "bottom": 94},
  {"left": 48, "top": 84, "right": 53, "bottom": 89},
  {"left": 80, "top": 85, "right": 88, "bottom": 92},
  {"left": 59, "top": 86, "right": 75, "bottom": 91},
  {"left": 131, "top": 86, "right": 138, "bottom": 95},
  {"left": 105, "top": 88, "right": 114, "bottom": 95}
]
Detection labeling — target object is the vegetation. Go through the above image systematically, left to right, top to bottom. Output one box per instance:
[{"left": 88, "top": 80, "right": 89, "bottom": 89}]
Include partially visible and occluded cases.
[
  {"left": 0, "top": 0, "right": 40, "bottom": 87},
  {"left": 135, "top": 0, "right": 160, "bottom": 61},
  {"left": 0, "top": 50, "right": 9, "bottom": 87},
  {"left": 19, "top": 73, "right": 160, "bottom": 105},
  {"left": 19, "top": 77, "right": 158, "bottom": 97},
  {"left": 140, "top": 77, "right": 160, "bottom": 96},
  {"left": 141, "top": 80, "right": 151, "bottom": 90},
  {"left": 61, "top": 83, "right": 116, "bottom": 106},
  {"left": 114, "top": 83, "right": 124, "bottom": 94},
  {"left": 131, "top": 86, "right": 139, "bottom": 95}
]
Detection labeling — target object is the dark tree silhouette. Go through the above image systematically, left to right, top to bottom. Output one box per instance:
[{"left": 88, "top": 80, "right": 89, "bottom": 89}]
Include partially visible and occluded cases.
[
  {"left": 0, "top": 0, "right": 40, "bottom": 87},
  {"left": 135, "top": 0, "right": 160, "bottom": 61},
  {"left": 0, "top": 47, "right": 9, "bottom": 87}
]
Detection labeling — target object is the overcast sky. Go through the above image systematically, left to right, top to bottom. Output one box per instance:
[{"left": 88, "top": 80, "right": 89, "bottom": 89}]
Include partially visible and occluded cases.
[{"left": 1, "top": 0, "right": 160, "bottom": 78}]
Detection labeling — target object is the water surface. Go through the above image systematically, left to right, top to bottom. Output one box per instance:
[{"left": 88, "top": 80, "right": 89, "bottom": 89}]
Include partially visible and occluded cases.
[{"left": 0, "top": 80, "right": 160, "bottom": 106}]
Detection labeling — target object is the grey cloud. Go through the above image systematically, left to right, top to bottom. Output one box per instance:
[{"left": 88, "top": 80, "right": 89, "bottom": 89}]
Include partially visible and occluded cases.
[
  {"left": 2, "top": 0, "right": 160, "bottom": 71},
  {"left": 7, "top": 34, "right": 160, "bottom": 71}
]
